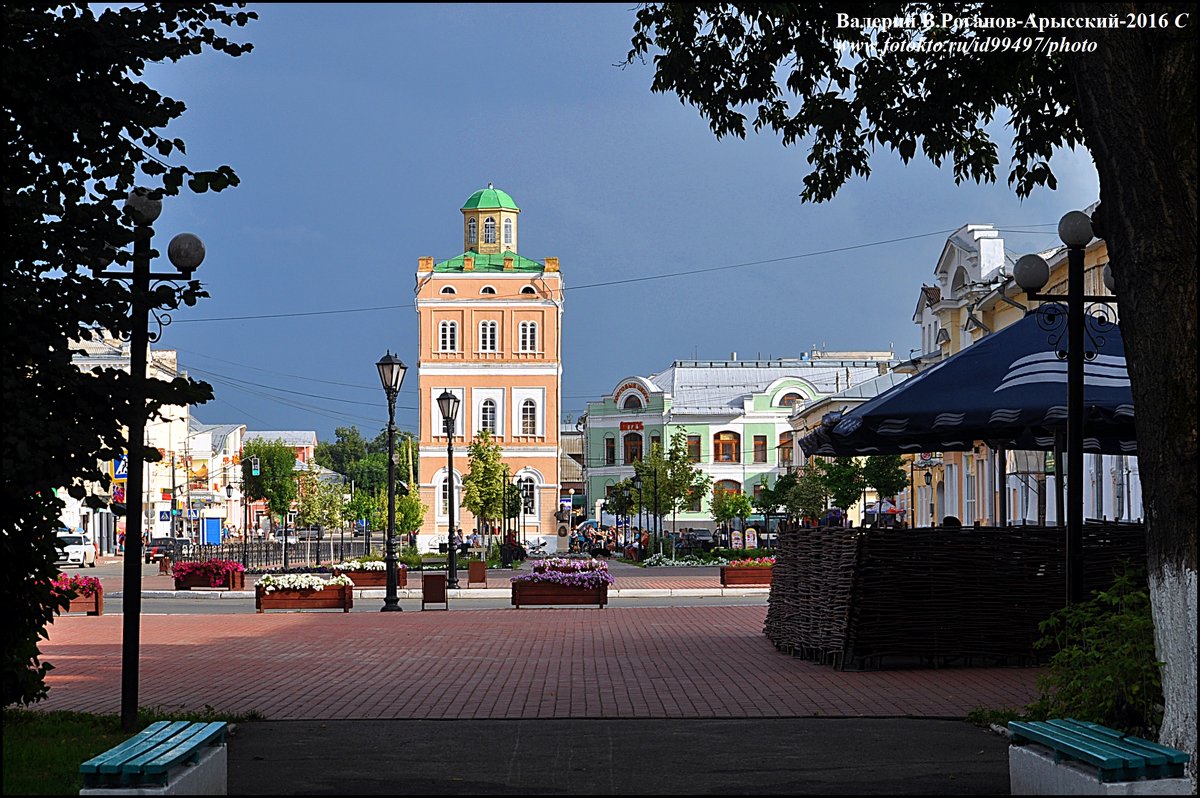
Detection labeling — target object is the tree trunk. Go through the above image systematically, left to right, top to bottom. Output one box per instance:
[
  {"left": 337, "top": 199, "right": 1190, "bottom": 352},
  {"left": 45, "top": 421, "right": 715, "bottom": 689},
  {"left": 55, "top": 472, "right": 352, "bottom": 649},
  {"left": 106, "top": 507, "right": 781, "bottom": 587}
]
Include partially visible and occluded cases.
[{"left": 1063, "top": 2, "right": 1197, "bottom": 780}]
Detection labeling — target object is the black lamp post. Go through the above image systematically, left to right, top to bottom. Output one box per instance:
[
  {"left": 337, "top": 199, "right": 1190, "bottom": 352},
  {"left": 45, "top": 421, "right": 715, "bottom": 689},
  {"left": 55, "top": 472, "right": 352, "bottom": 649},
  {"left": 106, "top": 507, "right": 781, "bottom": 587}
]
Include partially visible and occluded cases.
[
  {"left": 91, "top": 188, "right": 205, "bottom": 732},
  {"left": 1013, "top": 209, "right": 1111, "bottom": 605},
  {"left": 376, "top": 351, "right": 408, "bottom": 611},
  {"left": 437, "top": 389, "right": 461, "bottom": 589},
  {"left": 923, "top": 469, "right": 934, "bottom": 528},
  {"left": 631, "top": 473, "right": 643, "bottom": 551},
  {"left": 224, "top": 483, "right": 233, "bottom": 551},
  {"left": 621, "top": 486, "right": 632, "bottom": 547}
]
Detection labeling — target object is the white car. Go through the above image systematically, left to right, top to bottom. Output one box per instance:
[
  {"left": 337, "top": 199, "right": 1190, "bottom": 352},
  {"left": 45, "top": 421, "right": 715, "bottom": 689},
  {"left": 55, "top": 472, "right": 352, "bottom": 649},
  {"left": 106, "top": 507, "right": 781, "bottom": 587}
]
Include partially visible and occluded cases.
[{"left": 56, "top": 534, "right": 97, "bottom": 568}]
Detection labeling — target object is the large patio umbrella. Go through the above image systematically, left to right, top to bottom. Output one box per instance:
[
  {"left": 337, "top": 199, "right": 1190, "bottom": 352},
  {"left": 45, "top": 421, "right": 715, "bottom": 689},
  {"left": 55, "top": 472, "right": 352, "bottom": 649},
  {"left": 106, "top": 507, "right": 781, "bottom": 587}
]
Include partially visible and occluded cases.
[{"left": 798, "top": 306, "right": 1136, "bottom": 457}]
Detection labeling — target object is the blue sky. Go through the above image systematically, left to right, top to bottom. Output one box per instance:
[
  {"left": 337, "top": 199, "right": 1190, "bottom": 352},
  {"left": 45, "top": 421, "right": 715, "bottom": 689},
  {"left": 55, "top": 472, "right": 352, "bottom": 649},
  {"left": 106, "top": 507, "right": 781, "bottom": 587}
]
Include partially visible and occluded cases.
[{"left": 141, "top": 3, "right": 1101, "bottom": 440}]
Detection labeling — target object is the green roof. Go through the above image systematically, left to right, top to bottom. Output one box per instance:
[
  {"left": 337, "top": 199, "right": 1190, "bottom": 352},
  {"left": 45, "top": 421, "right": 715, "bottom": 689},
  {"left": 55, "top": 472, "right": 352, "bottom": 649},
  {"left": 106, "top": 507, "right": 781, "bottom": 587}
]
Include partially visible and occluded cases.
[
  {"left": 461, "top": 186, "right": 519, "bottom": 211},
  {"left": 433, "top": 250, "right": 543, "bottom": 272}
]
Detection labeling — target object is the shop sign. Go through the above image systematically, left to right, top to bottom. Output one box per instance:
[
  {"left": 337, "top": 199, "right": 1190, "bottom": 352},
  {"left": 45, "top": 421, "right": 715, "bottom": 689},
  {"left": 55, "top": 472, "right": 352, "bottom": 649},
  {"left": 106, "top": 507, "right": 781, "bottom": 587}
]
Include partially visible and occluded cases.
[{"left": 620, "top": 421, "right": 643, "bottom": 431}]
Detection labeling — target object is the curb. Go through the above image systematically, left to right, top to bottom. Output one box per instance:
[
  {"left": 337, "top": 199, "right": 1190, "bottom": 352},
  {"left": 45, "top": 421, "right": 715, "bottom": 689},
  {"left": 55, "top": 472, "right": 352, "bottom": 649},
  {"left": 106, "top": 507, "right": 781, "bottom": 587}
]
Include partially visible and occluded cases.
[{"left": 115, "top": 586, "right": 771, "bottom": 600}]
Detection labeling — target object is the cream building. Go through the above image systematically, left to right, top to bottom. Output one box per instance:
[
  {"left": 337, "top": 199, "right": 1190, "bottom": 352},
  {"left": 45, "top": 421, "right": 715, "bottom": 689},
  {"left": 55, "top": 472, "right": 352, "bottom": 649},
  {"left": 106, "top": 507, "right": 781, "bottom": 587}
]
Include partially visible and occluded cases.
[{"left": 414, "top": 186, "right": 563, "bottom": 548}]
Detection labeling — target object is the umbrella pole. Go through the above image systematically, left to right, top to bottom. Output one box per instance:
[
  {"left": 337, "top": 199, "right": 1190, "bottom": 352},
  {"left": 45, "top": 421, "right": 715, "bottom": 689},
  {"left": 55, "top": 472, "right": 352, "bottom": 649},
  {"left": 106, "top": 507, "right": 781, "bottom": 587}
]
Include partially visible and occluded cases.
[{"left": 997, "top": 446, "right": 1008, "bottom": 528}]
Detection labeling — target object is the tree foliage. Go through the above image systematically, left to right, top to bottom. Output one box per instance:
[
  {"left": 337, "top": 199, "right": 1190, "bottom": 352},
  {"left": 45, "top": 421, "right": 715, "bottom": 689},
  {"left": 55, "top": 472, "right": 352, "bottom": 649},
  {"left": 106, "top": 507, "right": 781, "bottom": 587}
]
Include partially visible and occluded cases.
[
  {"left": 2, "top": 3, "right": 254, "bottom": 707},
  {"left": 314, "top": 426, "right": 367, "bottom": 476},
  {"left": 461, "top": 431, "right": 507, "bottom": 529},
  {"left": 240, "top": 439, "right": 296, "bottom": 529},
  {"left": 863, "top": 455, "right": 909, "bottom": 505},
  {"left": 816, "top": 457, "right": 867, "bottom": 513},
  {"left": 295, "top": 467, "right": 344, "bottom": 531},
  {"left": 789, "top": 469, "right": 831, "bottom": 523}
]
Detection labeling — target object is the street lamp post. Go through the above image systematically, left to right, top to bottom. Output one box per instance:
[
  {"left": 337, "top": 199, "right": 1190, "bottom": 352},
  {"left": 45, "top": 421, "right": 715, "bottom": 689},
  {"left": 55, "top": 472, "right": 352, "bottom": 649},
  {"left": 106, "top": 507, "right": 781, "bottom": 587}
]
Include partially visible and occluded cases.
[
  {"left": 91, "top": 188, "right": 205, "bottom": 732},
  {"left": 1013, "top": 210, "right": 1111, "bottom": 605},
  {"left": 376, "top": 351, "right": 408, "bottom": 612},
  {"left": 437, "top": 390, "right": 461, "bottom": 589},
  {"left": 923, "top": 470, "right": 934, "bottom": 528},
  {"left": 631, "top": 473, "right": 643, "bottom": 553},
  {"left": 224, "top": 483, "right": 233, "bottom": 550}
]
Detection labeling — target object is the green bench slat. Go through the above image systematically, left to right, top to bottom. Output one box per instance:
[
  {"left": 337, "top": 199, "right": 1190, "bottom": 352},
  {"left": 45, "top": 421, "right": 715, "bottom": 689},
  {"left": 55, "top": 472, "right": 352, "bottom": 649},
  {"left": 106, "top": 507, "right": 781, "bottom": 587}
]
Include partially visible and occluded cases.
[
  {"left": 1009, "top": 719, "right": 1188, "bottom": 782},
  {"left": 1074, "top": 720, "right": 1191, "bottom": 766},
  {"left": 80, "top": 721, "right": 227, "bottom": 786}
]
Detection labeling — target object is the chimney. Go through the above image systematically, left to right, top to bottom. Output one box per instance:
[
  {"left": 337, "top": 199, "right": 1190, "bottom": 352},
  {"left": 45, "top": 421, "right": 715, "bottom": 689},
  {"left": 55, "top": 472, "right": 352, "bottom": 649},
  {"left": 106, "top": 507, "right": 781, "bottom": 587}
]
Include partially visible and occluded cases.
[
  {"left": 418, "top": 256, "right": 433, "bottom": 270},
  {"left": 463, "top": 256, "right": 474, "bottom": 271},
  {"left": 503, "top": 256, "right": 514, "bottom": 271},
  {"left": 545, "top": 257, "right": 559, "bottom": 272},
  {"left": 730, "top": 352, "right": 737, "bottom": 361}
]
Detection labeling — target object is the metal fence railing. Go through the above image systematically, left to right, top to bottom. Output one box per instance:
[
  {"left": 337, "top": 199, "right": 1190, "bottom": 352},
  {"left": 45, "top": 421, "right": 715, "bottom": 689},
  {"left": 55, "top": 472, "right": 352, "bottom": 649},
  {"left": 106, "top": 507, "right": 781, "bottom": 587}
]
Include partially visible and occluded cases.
[{"left": 170, "top": 539, "right": 380, "bottom": 570}]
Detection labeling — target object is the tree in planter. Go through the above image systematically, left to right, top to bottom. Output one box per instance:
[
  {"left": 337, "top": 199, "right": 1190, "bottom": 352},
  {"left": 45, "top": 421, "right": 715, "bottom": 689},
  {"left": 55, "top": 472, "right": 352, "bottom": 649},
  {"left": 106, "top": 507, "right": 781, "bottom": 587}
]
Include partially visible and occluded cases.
[
  {"left": 2, "top": 4, "right": 254, "bottom": 706},
  {"left": 627, "top": 5, "right": 1196, "bottom": 768},
  {"left": 663, "top": 429, "right": 711, "bottom": 553},
  {"left": 461, "top": 430, "right": 507, "bottom": 540},
  {"left": 241, "top": 439, "right": 296, "bottom": 538},
  {"left": 632, "top": 441, "right": 674, "bottom": 551},
  {"left": 862, "top": 455, "right": 909, "bottom": 527},
  {"left": 816, "top": 458, "right": 867, "bottom": 523},
  {"left": 711, "top": 486, "right": 753, "bottom": 546}
]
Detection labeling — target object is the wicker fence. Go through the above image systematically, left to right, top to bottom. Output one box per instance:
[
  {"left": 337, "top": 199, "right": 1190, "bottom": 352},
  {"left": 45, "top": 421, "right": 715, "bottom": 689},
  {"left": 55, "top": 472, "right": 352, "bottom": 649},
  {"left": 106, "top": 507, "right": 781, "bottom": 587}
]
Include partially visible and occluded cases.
[{"left": 765, "top": 522, "right": 1146, "bottom": 670}]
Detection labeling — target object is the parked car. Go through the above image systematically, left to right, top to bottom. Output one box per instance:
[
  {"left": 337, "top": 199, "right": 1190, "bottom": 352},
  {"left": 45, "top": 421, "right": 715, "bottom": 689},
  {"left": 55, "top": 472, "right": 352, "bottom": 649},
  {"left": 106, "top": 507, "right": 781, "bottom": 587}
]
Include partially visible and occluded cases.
[
  {"left": 296, "top": 527, "right": 325, "bottom": 541},
  {"left": 56, "top": 534, "right": 97, "bottom": 569},
  {"left": 144, "top": 537, "right": 186, "bottom": 563}
]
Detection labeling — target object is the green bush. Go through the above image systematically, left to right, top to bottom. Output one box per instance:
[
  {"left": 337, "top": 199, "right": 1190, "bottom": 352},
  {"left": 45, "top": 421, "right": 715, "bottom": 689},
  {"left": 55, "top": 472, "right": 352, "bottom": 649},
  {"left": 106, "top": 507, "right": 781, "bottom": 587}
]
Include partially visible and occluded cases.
[
  {"left": 397, "top": 547, "right": 422, "bottom": 569},
  {"left": 1026, "top": 564, "right": 1163, "bottom": 738}
]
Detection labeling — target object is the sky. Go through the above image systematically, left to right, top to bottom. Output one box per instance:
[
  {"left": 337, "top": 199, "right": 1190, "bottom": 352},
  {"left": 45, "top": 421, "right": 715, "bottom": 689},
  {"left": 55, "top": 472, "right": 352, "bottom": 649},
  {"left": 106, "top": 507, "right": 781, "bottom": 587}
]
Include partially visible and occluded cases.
[{"left": 139, "top": 3, "right": 1102, "bottom": 441}]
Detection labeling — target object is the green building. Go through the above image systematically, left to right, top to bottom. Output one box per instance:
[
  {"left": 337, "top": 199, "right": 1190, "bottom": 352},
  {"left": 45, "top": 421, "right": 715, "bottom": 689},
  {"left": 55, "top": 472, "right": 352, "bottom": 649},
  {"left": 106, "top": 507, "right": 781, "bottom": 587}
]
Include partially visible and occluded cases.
[{"left": 581, "top": 353, "right": 893, "bottom": 532}]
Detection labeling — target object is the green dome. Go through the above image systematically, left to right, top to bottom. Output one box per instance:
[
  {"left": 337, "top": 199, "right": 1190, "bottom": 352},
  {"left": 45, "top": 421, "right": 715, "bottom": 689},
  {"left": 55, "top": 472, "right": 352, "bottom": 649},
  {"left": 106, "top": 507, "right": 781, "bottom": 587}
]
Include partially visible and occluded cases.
[{"left": 461, "top": 185, "right": 519, "bottom": 211}]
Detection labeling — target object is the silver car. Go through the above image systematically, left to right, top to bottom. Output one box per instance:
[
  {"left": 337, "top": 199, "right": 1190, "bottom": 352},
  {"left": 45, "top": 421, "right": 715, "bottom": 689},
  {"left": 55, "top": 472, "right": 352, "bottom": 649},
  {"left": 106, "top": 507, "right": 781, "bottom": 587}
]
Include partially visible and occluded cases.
[{"left": 56, "top": 534, "right": 97, "bottom": 569}]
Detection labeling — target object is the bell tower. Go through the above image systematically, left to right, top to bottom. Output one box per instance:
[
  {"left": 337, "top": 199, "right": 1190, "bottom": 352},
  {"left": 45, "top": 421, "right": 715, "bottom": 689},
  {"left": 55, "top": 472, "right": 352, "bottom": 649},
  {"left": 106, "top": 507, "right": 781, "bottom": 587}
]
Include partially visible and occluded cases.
[{"left": 461, "top": 183, "right": 519, "bottom": 255}]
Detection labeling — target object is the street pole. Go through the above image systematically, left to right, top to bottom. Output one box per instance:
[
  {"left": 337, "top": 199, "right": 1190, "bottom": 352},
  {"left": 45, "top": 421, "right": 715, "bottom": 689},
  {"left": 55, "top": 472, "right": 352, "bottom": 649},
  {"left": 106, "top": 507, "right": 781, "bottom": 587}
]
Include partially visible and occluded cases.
[
  {"left": 377, "top": 351, "right": 407, "bottom": 612},
  {"left": 437, "top": 390, "right": 461, "bottom": 589}
]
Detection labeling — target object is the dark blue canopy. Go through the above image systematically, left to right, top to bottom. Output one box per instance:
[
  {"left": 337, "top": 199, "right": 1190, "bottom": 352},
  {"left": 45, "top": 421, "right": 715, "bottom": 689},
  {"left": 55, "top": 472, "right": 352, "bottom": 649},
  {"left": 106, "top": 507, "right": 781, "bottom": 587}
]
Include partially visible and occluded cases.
[{"left": 799, "top": 306, "right": 1136, "bottom": 456}]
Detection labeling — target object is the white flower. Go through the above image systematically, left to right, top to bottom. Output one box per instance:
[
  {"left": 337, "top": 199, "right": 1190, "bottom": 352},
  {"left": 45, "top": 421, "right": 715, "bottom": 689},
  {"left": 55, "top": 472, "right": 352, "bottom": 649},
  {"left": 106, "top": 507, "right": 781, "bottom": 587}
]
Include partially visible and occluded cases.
[
  {"left": 333, "top": 560, "right": 387, "bottom": 571},
  {"left": 258, "top": 573, "right": 355, "bottom": 593}
]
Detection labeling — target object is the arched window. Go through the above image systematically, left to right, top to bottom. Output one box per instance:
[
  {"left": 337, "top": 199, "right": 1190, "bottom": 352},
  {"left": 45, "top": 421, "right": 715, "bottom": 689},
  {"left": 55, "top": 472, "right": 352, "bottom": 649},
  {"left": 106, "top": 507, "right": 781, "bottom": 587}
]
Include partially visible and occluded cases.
[
  {"left": 483, "top": 217, "right": 496, "bottom": 244},
  {"left": 467, "top": 218, "right": 477, "bottom": 245},
  {"left": 503, "top": 218, "right": 513, "bottom": 245},
  {"left": 480, "top": 285, "right": 497, "bottom": 295},
  {"left": 520, "top": 285, "right": 537, "bottom": 295},
  {"left": 440, "top": 286, "right": 456, "bottom": 295},
  {"left": 438, "top": 320, "right": 458, "bottom": 352},
  {"left": 478, "top": 320, "right": 497, "bottom": 352},
  {"left": 519, "top": 321, "right": 538, "bottom": 352},
  {"left": 779, "top": 392, "right": 803, "bottom": 407},
  {"left": 622, "top": 395, "right": 643, "bottom": 410},
  {"left": 480, "top": 399, "right": 497, "bottom": 434},
  {"left": 520, "top": 399, "right": 537, "bottom": 435},
  {"left": 714, "top": 431, "right": 740, "bottom": 463},
  {"left": 623, "top": 432, "right": 643, "bottom": 464},
  {"left": 439, "top": 474, "right": 460, "bottom": 517},
  {"left": 518, "top": 476, "right": 536, "bottom": 515},
  {"left": 714, "top": 479, "right": 741, "bottom": 495}
]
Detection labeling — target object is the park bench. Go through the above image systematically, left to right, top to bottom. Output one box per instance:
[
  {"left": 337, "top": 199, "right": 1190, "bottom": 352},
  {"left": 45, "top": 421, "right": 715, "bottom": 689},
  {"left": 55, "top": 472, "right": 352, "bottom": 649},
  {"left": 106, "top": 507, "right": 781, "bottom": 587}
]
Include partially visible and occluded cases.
[
  {"left": 1008, "top": 718, "right": 1191, "bottom": 795},
  {"left": 80, "top": 720, "right": 227, "bottom": 795}
]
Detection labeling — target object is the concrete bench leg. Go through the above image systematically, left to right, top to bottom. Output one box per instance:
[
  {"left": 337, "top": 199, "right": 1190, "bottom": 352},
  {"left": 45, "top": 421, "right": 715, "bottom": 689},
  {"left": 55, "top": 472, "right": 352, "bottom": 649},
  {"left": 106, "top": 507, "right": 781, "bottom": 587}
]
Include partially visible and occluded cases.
[
  {"left": 80, "top": 743, "right": 227, "bottom": 796},
  {"left": 1009, "top": 744, "right": 1193, "bottom": 795}
]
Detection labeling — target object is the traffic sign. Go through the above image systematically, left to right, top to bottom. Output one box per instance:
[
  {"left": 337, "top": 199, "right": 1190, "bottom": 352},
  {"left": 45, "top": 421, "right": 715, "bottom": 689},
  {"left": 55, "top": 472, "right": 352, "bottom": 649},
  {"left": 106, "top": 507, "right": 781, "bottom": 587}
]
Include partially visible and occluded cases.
[
  {"left": 112, "top": 455, "right": 128, "bottom": 482},
  {"left": 187, "top": 509, "right": 200, "bottom": 519},
  {"left": 158, "top": 511, "right": 170, "bottom": 521}
]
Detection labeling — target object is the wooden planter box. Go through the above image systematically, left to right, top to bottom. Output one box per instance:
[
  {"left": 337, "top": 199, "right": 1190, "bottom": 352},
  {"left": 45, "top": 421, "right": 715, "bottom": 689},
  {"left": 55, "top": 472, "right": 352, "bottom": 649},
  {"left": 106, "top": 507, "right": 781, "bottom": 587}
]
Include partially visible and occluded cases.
[
  {"left": 720, "top": 566, "right": 773, "bottom": 586},
  {"left": 333, "top": 568, "right": 406, "bottom": 588},
  {"left": 174, "top": 570, "right": 246, "bottom": 590},
  {"left": 511, "top": 581, "right": 608, "bottom": 608},
  {"left": 255, "top": 584, "right": 353, "bottom": 613},
  {"left": 65, "top": 589, "right": 104, "bottom": 616}
]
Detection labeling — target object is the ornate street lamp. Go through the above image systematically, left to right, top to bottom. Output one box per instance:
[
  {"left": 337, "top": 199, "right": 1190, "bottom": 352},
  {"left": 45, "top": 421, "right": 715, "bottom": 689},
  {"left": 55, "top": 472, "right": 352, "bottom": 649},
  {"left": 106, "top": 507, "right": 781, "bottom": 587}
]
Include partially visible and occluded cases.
[
  {"left": 91, "top": 188, "right": 205, "bottom": 732},
  {"left": 1013, "top": 210, "right": 1113, "bottom": 605},
  {"left": 376, "top": 351, "right": 408, "bottom": 611},
  {"left": 437, "top": 389, "right": 461, "bottom": 589},
  {"left": 923, "top": 469, "right": 934, "bottom": 528},
  {"left": 631, "top": 473, "right": 643, "bottom": 550}
]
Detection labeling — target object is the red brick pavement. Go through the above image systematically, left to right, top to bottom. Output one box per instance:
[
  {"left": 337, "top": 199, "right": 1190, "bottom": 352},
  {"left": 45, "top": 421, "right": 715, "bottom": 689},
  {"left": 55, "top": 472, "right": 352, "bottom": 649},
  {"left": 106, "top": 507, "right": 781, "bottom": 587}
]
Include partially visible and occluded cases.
[{"left": 38, "top": 607, "right": 1039, "bottom": 721}]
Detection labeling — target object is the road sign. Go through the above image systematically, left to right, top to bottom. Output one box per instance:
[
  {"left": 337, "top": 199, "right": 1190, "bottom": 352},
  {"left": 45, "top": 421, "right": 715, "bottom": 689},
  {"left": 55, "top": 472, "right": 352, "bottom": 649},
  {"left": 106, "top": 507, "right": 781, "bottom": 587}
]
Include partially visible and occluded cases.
[
  {"left": 112, "top": 455, "right": 128, "bottom": 482},
  {"left": 187, "top": 509, "right": 200, "bottom": 519},
  {"left": 158, "top": 511, "right": 170, "bottom": 521}
]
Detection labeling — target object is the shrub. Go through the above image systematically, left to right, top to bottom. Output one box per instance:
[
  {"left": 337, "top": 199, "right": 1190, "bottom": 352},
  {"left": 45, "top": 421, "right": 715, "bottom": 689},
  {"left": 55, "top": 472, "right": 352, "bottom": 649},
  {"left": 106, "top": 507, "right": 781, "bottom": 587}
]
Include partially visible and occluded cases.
[
  {"left": 170, "top": 559, "right": 245, "bottom": 587},
  {"left": 1026, "top": 564, "right": 1162, "bottom": 738}
]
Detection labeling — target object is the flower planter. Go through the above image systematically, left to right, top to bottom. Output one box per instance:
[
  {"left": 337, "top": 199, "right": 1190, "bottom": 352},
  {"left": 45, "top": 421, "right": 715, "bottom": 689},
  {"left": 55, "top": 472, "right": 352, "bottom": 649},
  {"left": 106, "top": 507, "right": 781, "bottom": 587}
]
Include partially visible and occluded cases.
[
  {"left": 719, "top": 566, "right": 773, "bottom": 586},
  {"left": 334, "top": 568, "right": 406, "bottom": 588},
  {"left": 174, "top": 570, "right": 245, "bottom": 591},
  {"left": 511, "top": 582, "right": 608, "bottom": 609},
  {"left": 255, "top": 584, "right": 353, "bottom": 613},
  {"left": 66, "top": 589, "right": 104, "bottom": 616}
]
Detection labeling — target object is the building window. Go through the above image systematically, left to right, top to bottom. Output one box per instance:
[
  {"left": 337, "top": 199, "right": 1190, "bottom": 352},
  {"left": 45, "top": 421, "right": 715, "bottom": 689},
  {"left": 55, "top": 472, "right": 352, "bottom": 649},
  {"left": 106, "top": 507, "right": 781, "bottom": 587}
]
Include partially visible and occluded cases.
[
  {"left": 483, "top": 217, "right": 496, "bottom": 244},
  {"left": 467, "top": 218, "right": 477, "bottom": 245},
  {"left": 503, "top": 218, "right": 513, "bottom": 245},
  {"left": 480, "top": 285, "right": 497, "bottom": 295},
  {"left": 520, "top": 285, "right": 536, "bottom": 295},
  {"left": 440, "top": 286, "right": 456, "bottom": 295},
  {"left": 438, "top": 320, "right": 458, "bottom": 352},
  {"left": 478, "top": 320, "right": 498, "bottom": 352},
  {"left": 519, "top": 321, "right": 538, "bottom": 352},
  {"left": 780, "top": 392, "right": 803, "bottom": 407},
  {"left": 623, "top": 395, "right": 642, "bottom": 410},
  {"left": 480, "top": 399, "right": 497, "bottom": 434},
  {"left": 520, "top": 399, "right": 537, "bottom": 435},
  {"left": 714, "top": 431, "right": 740, "bottom": 463},
  {"left": 779, "top": 432, "right": 793, "bottom": 467},
  {"left": 624, "top": 433, "right": 643, "bottom": 464},
  {"left": 650, "top": 434, "right": 661, "bottom": 453},
  {"left": 605, "top": 435, "right": 616, "bottom": 466},
  {"left": 687, "top": 435, "right": 701, "bottom": 462},
  {"left": 753, "top": 435, "right": 768, "bottom": 463},
  {"left": 964, "top": 456, "right": 976, "bottom": 522},
  {"left": 439, "top": 475, "right": 459, "bottom": 517},
  {"left": 518, "top": 476, "right": 536, "bottom": 515},
  {"left": 714, "top": 479, "right": 740, "bottom": 495},
  {"left": 753, "top": 482, "right": 765, "bottom": 502},
  {"left": 688, "top": 487, "right": 702, "bottom": 512}
]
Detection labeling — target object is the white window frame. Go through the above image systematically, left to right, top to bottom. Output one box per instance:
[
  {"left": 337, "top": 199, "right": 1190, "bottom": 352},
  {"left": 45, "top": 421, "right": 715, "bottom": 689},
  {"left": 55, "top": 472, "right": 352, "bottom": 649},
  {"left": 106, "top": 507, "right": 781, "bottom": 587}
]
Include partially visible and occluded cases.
[
  {"left": 483, "top": 216, "right": 496, "bottom": 244},
  {"left": 503, "top": 217, "right": 513, "bottom": 245},
  {"left": 467, "top": 218, "right": 477, "bottom": 245},
  {"left": 480, "top": 285, "right": 497, "bottom": 295},
  {"left": 440, "top": 286, "right": 456, "bottom": 295},
  {"left": 478, "top": 319, "right": 498, "bottom": 352},
  {"left": 438, "top": 320, "right": 458, "bottom": 352},
  {"left": 519, "top": 321, "right": 539, "bottom": 352},
  {"left": 430, "top": 387, "right": 465, "bottom": 437},
  {"left": 473, "top": 388, "right": 504, "bottom": 437},
  {"left": 511, "top": 388, "right": 544, "bottom": 436},
  {"left": 480, "top": 399, "right": 497, "bottom": 434},
  {"left": 520, "top": 399, "right": 537, "bottom": 436},
  {"left": 963, "top": 456, "right": 976, "bottom": 523},
  {"left": 437, "top": 471, "right": 461, "bottom": 518},
  {"left": 517, "top": 475, "right": 537, "bottom": 517}
]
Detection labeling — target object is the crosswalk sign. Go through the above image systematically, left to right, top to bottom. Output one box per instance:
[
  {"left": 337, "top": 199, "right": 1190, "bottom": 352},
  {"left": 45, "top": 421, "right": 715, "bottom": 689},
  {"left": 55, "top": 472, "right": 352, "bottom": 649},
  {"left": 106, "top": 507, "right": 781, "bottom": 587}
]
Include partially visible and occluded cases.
[{"left": 112, "top": 455, "right": 128, "bottom": 482}]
